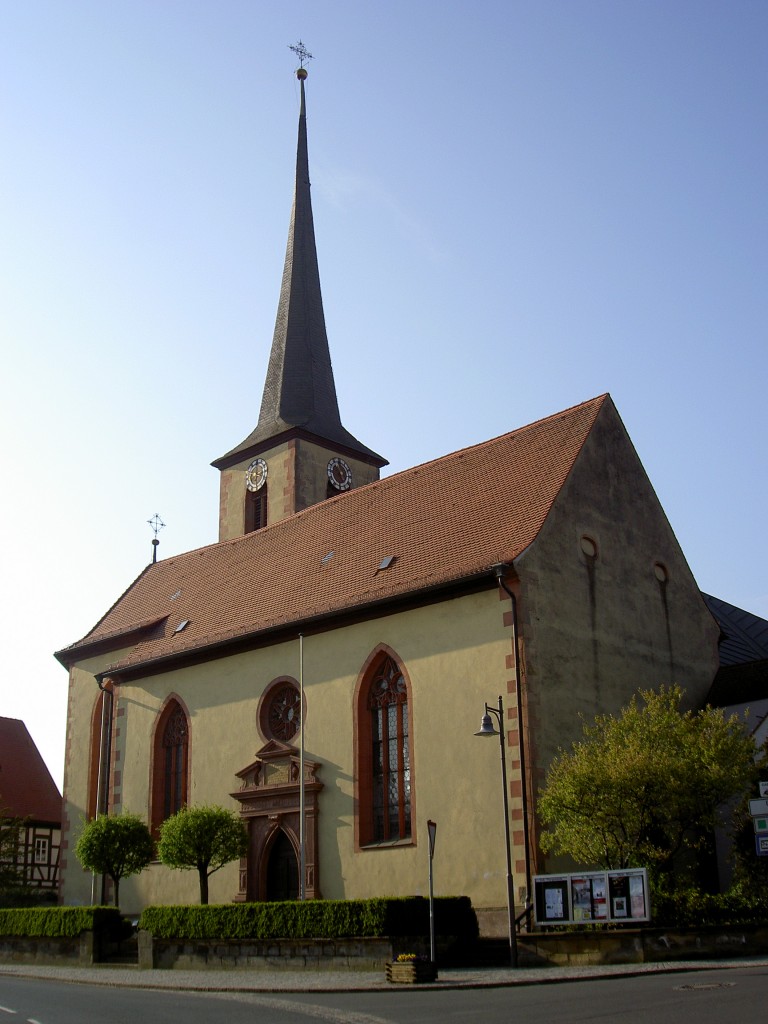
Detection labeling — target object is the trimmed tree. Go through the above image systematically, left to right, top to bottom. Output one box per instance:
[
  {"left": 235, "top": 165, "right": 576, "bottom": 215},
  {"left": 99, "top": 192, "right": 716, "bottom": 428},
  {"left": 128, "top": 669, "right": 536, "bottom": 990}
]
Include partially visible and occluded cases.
[
  {"left": 538, "top": 686, "right": 755, "bottom": 886},
  {"left": 157, "top": 805, "right": 247, "bottom": 905},
  {"left": 74, "top": 813, "right": 154, "bottom": 907}
]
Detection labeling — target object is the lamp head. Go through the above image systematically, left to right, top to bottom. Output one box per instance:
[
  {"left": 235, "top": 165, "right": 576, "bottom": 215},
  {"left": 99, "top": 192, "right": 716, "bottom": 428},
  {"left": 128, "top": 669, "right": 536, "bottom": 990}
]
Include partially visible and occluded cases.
[{"left": 474, "top": 713, "right": 498, "bottom": 737}]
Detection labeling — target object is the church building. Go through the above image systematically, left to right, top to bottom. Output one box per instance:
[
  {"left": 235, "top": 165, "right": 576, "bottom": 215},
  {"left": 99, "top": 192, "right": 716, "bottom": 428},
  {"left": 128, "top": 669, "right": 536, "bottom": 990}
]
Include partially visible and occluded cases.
[{"left": 56, "top": 69, "right": 720, "bottom": 920}]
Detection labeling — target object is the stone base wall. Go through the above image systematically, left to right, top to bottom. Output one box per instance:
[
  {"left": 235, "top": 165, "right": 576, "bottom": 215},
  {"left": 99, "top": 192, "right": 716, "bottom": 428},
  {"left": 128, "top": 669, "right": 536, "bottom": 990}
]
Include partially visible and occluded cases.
[
  {"left": 518, "top": 925, "right": 768, "bottom": 966},
  {"left": 0, "top": 931, "right": 96, "bottom": 966},
  {"left": 138, "top": 932, "right": 404, "bottom": 971}
]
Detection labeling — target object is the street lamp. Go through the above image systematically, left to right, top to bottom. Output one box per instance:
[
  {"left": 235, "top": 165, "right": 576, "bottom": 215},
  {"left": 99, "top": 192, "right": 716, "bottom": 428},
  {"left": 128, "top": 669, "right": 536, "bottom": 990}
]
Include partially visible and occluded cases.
[{"left": 475, "top": 695, "right": 518, "bottom": 968}]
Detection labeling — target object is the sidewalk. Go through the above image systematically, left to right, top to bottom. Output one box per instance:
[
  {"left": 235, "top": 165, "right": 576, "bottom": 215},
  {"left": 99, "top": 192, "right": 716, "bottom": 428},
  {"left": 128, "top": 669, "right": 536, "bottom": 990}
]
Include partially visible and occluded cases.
[{"left": 1, "top": 958, "right": 768, "bottom": 993}]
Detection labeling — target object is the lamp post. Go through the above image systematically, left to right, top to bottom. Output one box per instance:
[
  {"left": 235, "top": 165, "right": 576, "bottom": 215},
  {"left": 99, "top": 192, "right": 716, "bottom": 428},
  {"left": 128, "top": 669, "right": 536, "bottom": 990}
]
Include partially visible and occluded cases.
[
  {"left": 299, "top": 633, "right": 306, "bottom": 900},
  {"left": 475, "top": 695, "right": 518, "bottom": 968}
]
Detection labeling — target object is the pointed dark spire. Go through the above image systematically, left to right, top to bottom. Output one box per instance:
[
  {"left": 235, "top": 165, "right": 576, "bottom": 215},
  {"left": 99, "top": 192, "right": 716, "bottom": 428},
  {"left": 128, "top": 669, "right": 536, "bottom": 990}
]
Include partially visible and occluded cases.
[{"left": 214, "top": 68, "right": 385, "bottom": 470}]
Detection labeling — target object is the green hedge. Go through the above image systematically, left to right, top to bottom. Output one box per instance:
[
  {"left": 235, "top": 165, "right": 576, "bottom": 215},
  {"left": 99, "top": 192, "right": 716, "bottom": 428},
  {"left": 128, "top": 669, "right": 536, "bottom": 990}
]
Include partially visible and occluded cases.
[
  {"left": 651, "top": 886, "right": 768, "bottom": 928},
  {"left": 139, "top": 896, "right": 478, "bottom": 941},
  {"left": 0, "top": 906, "right": 123, "bottom": 938}
]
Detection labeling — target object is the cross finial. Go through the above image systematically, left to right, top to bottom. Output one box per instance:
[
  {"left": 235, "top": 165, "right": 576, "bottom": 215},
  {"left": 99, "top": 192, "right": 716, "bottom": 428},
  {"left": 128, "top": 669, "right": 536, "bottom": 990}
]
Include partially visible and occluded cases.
[
  {"left": 289, "top": 40, "right": 313, "bottom": 70},
  {"left": 147, "top": 513, "right": 166, "bottom": 564},
  {"left": 147, "top": 513, "right": 166, "bottom": 538}
]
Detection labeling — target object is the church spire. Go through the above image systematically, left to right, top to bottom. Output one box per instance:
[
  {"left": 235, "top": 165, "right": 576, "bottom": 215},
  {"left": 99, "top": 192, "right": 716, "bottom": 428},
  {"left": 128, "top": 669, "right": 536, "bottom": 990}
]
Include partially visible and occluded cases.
[
  {"left": 213, "top": 59, "right": 386, "bottom": 540},
  {"left": 214, "top": 64, "right": 385, "bottom": 470}
]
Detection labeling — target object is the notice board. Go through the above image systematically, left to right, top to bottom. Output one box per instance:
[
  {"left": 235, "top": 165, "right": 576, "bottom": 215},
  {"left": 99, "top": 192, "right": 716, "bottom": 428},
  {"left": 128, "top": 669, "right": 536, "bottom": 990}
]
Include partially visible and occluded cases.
[{"left": 534, "top": 868, "right": 650, "bottom": 926}]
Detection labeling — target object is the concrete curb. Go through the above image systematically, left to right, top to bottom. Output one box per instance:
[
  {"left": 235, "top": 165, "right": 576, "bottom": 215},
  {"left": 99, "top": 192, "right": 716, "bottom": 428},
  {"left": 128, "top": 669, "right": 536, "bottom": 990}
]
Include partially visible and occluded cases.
[{"left": 1, "top": 958, "right": 768, "bottom": 994}]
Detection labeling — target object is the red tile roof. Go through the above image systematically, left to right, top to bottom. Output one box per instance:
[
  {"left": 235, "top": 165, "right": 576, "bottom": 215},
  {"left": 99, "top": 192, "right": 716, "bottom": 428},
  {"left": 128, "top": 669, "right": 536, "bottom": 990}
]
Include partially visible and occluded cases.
[
  {"left": 56, "top": 395, "right": 608, "bottom": 677},
  {"left": 0, "top": 718, "right": 62, "bottom": 825}
]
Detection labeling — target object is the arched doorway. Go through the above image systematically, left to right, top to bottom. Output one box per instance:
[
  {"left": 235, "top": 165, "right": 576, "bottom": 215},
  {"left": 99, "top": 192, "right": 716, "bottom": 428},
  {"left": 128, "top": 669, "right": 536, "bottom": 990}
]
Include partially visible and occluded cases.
[
  {"left": 232, "top": 741, "right": 323, "bottom": 902},
  {"left": 266, "top": 830, "right": 299, "bottom": 901}
]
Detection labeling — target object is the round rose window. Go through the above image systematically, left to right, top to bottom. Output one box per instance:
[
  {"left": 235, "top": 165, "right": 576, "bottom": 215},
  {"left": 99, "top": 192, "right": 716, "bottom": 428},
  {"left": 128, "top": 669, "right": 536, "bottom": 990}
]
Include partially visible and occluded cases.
[{"left": 263, "top": 682, "right": 301, "bottom": 742}]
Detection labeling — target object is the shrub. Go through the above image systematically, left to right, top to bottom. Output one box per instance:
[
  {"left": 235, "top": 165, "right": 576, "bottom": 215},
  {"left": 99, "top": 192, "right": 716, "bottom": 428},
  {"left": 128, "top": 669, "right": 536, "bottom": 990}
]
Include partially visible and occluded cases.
[
  {"left": 138, "top": 896, "right": 477, "bottom": 942},
  {"left": 0, "top": 906, "right": 123, "bottom": 938}
]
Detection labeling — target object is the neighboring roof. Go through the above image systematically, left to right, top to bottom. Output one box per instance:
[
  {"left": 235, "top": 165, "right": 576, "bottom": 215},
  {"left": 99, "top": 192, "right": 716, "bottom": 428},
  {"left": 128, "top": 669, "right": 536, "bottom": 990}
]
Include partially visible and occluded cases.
[
  {"left": 213, "top": 71, "right": 385, "bottom": 470},
  {"left": 57, "top": 394, "right": 609, "bottom": 677},
  {"left": 702, "top": 593, "right": 768, "bottom": 667},
  {"left": 703, "top": 594, "right": 768, "bottom": 709},
  {"left": 707, "top": 659, "right": 768, "bottom": 709},
  {"left": 0, "top": 718, "right": 61, "bottom": 825}
]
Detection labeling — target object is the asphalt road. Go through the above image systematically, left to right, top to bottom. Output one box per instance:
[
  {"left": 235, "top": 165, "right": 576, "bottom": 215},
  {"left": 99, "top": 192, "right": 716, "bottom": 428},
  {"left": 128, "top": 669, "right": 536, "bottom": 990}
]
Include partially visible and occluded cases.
[{"left": 1, "top": 966, "right": 768, "bottom": 1024}]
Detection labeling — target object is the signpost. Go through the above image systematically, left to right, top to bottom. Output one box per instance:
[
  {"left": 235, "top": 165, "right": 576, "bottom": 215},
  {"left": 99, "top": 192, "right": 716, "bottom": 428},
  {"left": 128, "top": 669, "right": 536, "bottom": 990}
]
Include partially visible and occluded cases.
[{"left": 750, "top": 787, "right": 768, "bottom": 856}]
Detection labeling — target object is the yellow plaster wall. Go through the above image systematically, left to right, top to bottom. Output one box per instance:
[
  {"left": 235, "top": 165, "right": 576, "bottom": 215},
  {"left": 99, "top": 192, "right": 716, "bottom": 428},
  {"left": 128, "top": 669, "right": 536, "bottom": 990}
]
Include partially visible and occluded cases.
[{"left": 65, "top": 587, "right": 519, "bottom": 916}]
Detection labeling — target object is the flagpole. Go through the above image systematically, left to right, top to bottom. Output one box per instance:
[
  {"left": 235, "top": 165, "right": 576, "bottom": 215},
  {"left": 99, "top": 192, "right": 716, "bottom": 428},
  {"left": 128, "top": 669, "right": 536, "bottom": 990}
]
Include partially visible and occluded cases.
[{"left": 299, "top": 632, "right": 306, "bottom": 899}]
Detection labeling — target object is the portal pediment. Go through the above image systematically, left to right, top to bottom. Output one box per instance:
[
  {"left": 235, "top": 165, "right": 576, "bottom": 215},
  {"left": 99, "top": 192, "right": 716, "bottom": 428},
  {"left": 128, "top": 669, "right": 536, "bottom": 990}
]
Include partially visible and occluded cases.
[{"left": 234, "top": 740, "right": 321, "bottom": 791}]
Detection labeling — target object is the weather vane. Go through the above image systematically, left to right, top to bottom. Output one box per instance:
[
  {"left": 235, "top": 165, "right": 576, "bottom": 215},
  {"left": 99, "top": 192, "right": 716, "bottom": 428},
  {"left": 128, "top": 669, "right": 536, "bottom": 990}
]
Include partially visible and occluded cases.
[
  {"left": 289, "top": 40, "right": 313, "bottom": 70},
  {"left": 147, "top": 513, "right": 166, "bottom": 564}
]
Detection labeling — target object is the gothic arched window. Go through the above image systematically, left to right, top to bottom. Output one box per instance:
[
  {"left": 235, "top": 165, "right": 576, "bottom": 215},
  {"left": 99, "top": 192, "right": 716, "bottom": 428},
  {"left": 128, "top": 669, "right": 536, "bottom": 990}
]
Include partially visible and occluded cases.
[
  {"left": 357, "top": 652, "right": 412, "bottom": 846},
  {"left": 151, "top": 698, "right": 189, "bottom": 835}
]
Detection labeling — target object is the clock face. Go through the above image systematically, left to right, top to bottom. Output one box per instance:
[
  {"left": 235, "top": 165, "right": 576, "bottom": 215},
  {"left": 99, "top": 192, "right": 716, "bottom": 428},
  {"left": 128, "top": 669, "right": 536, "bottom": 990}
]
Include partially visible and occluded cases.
[
  {"left": 327, "top": 457, "right": 352, "bottom": 491},
  {"left": 245, "top": 458, "right": 268, "bottom": 492}
]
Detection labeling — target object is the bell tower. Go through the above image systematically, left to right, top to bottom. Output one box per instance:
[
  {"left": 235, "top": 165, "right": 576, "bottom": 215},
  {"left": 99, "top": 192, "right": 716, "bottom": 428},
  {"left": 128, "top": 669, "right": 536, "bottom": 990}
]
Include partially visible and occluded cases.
[{"left": 212, "top": 60, "right": 386, "bottom": 542}]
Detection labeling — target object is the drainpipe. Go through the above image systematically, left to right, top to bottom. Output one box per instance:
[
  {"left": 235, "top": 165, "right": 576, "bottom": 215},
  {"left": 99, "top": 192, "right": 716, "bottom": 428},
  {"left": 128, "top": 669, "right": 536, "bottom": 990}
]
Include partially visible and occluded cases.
[
  {"left": 492, "top": 564, "right": 532, "bottom": 911},
  {"left": 93, "top": 675, "right": 114, "bottom": 905}
]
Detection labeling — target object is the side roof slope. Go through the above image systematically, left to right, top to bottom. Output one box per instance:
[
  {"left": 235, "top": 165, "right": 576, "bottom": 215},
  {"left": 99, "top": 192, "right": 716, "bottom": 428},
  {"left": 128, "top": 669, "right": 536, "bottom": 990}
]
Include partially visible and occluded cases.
[{"left": 57, "top": 395, "right": 609, "bottom": 676}]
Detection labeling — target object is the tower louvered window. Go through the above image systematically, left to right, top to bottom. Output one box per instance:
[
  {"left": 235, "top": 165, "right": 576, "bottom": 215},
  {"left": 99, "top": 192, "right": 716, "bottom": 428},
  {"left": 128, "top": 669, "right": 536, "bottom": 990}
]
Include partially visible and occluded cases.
[{"left": 245, "top": 485, "right": 268, "bottom": 533}]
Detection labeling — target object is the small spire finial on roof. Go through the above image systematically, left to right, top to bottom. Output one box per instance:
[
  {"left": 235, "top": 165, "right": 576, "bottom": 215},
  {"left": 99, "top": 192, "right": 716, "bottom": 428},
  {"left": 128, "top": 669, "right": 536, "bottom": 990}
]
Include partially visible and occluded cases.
[
  {"left": 289, "top": 39, "right": 313, "bottom": 79},
  {"left": 147, "top": 513, "right": 165, "bottom": 564}
]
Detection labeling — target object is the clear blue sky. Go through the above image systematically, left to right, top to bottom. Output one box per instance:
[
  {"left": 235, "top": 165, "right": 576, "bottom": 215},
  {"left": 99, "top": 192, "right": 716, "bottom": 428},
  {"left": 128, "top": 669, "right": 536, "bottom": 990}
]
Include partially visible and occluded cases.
[{"left": 1, "top": 1, "right": 766, "bottom": 788}]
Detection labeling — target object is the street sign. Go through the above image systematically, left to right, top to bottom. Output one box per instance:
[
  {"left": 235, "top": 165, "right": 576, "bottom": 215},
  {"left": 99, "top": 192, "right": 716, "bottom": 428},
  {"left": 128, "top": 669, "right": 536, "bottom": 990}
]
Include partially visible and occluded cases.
[
  {"left": 759, "top": 781, "right": 768, "bottom": 797},
  {"left": 749, "top": 798, "right": 768, "bottom": 817},
  {"left": 753, "top": 816, "right": 768, "bottom": 834},
  {"left": 427, "top": 819, "right": 437, "bottom": 859},
  {"left": 756, "top": 834, "right": 768, "bottom": 857}
]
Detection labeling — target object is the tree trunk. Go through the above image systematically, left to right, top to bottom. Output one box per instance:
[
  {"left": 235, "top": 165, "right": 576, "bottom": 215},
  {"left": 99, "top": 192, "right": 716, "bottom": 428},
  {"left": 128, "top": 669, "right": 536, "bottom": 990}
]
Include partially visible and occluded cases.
[{"left": 199, "top": 866, "right": 209, "bottom": 905}]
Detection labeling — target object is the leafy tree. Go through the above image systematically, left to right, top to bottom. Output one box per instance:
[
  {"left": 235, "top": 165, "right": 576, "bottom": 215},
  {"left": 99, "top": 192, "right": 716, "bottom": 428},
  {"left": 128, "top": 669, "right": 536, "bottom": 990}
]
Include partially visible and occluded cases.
[
  {"left": 538, "top": 686, "right": 755, "bottom": 885},
  {"left": 157, "top": 805, "right": 247, "bottom": 905},
  {"left": 74, "top": 813, "right": 154, "bottom": 907}
]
